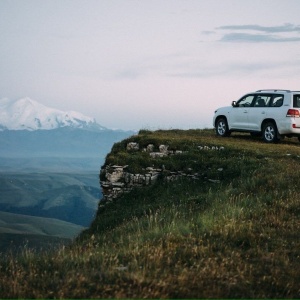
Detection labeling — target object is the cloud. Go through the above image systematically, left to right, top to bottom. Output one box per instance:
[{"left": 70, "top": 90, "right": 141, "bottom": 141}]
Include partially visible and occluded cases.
[
  {"left": 215, "top": 23, "right": 300, "bottom": 43},
  {"left": 217, "top": 23, "right": 300, "bottom": 33},
  {"left": 220, "top": 32, "right": 300, "bottom": 43}
]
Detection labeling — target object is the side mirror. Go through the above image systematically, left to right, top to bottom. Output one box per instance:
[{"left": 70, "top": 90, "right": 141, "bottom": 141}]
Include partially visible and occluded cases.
[{"left": 232, "top": 101, "right": 237, "bottom": 107}]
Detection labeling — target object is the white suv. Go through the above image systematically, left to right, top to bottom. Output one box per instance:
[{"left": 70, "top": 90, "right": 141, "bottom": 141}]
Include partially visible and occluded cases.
[{"left": 213, "top": 89, "right": 300, "bottom": 143}]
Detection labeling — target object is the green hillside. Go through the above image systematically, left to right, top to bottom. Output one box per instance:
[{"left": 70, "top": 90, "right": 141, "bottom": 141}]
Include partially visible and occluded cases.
[
  {"left": 1, "top": 129, "right": 300, "bottom": 298},
  {"left": 0, "top": 172, "right": 100, "bottom": 226},
  {"left": 0, "top": 211, "right": 84, "bottom": 253},
  {"left": 0, "top": 211, "right": 84, "bottom": 237}
]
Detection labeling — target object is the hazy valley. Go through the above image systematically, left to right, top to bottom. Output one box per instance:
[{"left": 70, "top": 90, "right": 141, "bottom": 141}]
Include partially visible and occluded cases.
[{"left": 0, "top": 167, "right": 99, "bottom": 252}]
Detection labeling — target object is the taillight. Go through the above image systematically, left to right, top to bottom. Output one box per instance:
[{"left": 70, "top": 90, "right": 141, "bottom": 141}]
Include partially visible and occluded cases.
[{"left": 286, "top": 109, "right": 300, "bottom": 117}]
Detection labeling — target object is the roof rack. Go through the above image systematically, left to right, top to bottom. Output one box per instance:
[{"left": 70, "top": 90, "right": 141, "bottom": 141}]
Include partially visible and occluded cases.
[{"left": 256, "top": 89, "right": 291, "bottom": 92}]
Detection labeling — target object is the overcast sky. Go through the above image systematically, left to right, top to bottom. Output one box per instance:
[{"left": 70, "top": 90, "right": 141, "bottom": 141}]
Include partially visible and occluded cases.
[{"left": 1, "top": 0, "right": 300, "bottom": 130}]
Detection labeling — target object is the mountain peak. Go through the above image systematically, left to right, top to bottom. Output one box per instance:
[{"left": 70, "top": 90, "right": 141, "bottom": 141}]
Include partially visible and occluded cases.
[{"left": 0, "top": 97, "right": 107, "bottom": 131}]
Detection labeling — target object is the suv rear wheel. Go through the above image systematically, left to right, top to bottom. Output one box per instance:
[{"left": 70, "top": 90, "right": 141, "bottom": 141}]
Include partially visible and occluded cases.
[
  {"left": 216, "top": 118, "right": 230, "bottom": 137},
  {"left": 262, "top": 122, "right": 279, "bottom": 143}
]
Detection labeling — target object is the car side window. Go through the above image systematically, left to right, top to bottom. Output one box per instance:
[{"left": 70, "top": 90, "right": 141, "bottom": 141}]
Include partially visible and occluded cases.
[
  {"left": 237, "top": 95, "right": 254, "bottom": 107},
  {"left": 253, "top": 95, "right": 272, "bottom": 107},
  {"left": 271, "top": 95, "right": 284, "bottom": 107},
  {"left": 293, "top": 95, "right": 300, "bottom": 108}
]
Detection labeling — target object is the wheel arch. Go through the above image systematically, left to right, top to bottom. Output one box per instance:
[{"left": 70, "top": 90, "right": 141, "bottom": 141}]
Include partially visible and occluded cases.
[
  {"left": 214, "top": 115, "right": 228, "bottom": 127},
  {"left": 261, "top": 118, "right": 278, "bottom": 131}
]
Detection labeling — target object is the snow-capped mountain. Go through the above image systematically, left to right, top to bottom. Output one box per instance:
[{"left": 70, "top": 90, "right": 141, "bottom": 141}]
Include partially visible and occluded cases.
[{"left": 0, "top": 97, "right": 107, "bottom": 131}]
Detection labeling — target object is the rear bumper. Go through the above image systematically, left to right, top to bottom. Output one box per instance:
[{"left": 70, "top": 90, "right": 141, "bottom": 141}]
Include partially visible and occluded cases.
[{"left": 278, "top": 120, "right": 300, "bottom": 136}]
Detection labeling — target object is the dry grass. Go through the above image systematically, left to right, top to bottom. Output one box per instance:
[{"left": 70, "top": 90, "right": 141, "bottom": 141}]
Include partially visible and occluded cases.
[{"left": 1, "top": 129, "right": 300, "bottom": 298}]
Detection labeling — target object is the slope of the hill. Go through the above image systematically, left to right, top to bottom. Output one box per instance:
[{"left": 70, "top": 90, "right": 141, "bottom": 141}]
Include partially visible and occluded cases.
[
  {"left": 1, "top": 129, "right": 300, "bottom": 298},
  {"left": 0, "top": 172, "right": 100, "bottom": 227},
  {"left": 0, "top": 211, "right": 84, "bottom": 253},
  {"left": 0, "top": 211, "right": 83, "bottom": 237}
]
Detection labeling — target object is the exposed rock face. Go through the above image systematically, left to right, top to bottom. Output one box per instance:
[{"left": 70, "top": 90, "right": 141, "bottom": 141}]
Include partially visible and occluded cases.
[
  {"left": 99, "top": 142, "right": 225, "bottom": 201},
  {"left": 126, "top": 142, "right": 139, "bottom": 151},
  {"left": 100, "top": 164, "right": 162, "bottom": 201}
]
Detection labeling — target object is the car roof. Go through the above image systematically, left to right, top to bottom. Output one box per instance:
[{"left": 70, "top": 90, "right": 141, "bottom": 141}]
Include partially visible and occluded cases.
[{"left": 255, "top": 89, "right": 300, "bottom": 93}]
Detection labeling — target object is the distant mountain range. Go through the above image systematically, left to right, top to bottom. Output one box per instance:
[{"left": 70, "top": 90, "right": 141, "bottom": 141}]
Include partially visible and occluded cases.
[
  {"left": 0, "top": 97, "right": 107, "bottom": 131},
  {"left": 0, "top": 97, "right": 135, "bottom": 161}
]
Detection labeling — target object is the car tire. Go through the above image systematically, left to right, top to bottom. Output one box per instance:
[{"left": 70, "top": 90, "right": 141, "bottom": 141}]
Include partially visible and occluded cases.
[
  {"left": 216, "top": 118, "right": 230, "bottom": 137},
  {"left": 262, "top": 122, "right": 279, "bottom": 143}
]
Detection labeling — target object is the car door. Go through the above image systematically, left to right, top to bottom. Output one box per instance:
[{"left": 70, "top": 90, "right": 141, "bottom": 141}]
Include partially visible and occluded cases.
[
  {"left": 247, "top": 94, "right": 272, "bottom": 131},
  {"left": 230, "top": 95, "right": 255, "bottom": 129}
]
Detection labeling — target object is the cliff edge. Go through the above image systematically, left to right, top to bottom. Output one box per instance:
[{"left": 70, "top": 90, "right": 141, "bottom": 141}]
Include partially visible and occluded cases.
[{"left": 2, "top": 129, "right": 300, "bottom": 298}]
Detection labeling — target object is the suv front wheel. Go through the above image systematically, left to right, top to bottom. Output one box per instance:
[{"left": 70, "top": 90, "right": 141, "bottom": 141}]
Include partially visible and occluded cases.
[
  {"left": 216, "top": 118, "right": 231, "bottom": 137},
  {"left": 262, "top": 122, "right": 279, "bottom": 143}
]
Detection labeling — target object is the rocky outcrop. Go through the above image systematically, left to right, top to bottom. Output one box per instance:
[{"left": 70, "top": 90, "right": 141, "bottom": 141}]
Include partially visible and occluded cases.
[
  {"left": 100, "top": 142, "right": 225, "bottom": 201},
  {"left": 100, "top": 165, "right": 162, "bottom": 201}
]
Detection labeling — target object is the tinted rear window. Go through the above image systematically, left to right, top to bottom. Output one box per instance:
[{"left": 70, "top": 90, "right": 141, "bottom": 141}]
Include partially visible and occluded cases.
[{"left": 293, "top": 95, "right": 300, "bottom": 108}]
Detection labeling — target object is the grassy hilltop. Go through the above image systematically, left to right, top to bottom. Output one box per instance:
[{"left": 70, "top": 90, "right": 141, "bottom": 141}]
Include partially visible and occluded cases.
[{"left": 1, "top": 129, "right": 300, "bottom": 298}]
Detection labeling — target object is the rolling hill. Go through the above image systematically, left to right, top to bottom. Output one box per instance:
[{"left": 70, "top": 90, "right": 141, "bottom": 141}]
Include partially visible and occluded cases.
[
  {"left": 0, "top": 172, "right": 100, "bottom": 226},
  {"left": 0, "top": 211, "right": 84, "bottom": 253}
]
